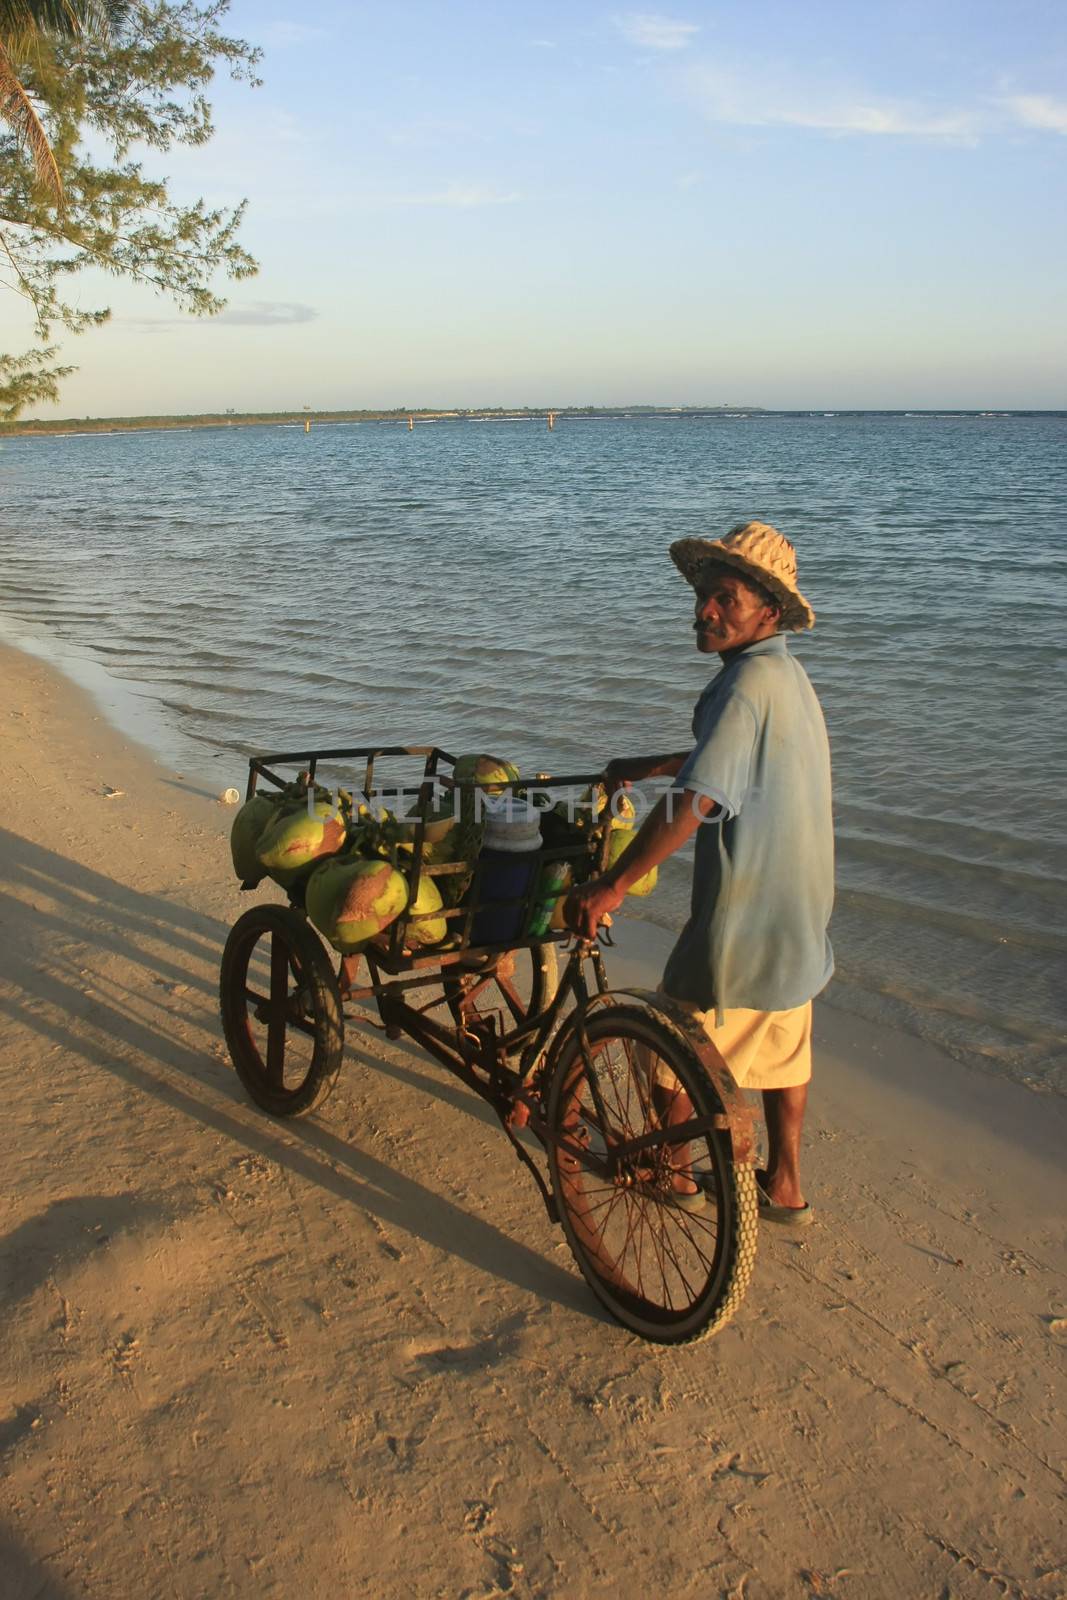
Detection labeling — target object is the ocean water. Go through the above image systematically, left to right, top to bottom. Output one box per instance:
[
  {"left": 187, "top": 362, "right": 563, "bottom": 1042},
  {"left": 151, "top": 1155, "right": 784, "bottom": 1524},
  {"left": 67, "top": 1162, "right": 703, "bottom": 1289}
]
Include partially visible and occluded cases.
[{"left": 2, "top": 414, "right": 1065, "bottom": 1093}]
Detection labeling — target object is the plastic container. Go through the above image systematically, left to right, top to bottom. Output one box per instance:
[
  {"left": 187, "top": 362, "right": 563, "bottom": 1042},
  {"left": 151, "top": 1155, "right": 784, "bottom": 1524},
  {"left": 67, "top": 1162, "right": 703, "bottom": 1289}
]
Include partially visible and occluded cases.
[
  {"left": 482, "top": 800, "right": 542, "bottom": 853},
  {"left": 469, "top": 801, "right": 542, "bottom": 945},
  {"left": 526, "top": 859, "right": 572, "bottom": 939}
]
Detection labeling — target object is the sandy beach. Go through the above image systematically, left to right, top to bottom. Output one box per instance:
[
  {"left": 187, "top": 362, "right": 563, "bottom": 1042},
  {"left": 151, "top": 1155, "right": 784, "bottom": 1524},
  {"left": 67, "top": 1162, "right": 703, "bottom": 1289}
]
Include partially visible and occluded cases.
[{"left": 1, "top": 639, "right": 1064, "bottom": 1600}]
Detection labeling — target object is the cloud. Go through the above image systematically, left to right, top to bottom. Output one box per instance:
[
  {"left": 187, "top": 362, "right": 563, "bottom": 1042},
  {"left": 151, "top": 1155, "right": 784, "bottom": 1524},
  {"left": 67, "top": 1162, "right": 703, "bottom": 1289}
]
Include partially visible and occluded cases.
[
  {"left": 615, "top": 12, "right": 700, "bottom": 51},
  {"left": 686, "top": 65, "right": 977, "bottom": 141},
  {"left": 1000, "top": 93, "right": 1067, "bottom": 134},
  {"left": 384, "top": 184, "right": 520, "bottom": 208},
  {"left": 124, "top": 302, "right": 318, "bottom": 329},
  {"left": 214, "top": 302, "right": 319, "bottom": 326}
]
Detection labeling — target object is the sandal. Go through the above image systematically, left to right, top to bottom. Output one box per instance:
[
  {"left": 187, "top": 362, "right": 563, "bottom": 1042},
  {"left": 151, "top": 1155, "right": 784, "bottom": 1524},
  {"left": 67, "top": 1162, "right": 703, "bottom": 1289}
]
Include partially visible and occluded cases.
[
  {"left": 755, "top": 1168, "right": 814, "bottom": 1227},
  {"left": 661, "top": 1182, "right": 707, "bottom": 1213}
]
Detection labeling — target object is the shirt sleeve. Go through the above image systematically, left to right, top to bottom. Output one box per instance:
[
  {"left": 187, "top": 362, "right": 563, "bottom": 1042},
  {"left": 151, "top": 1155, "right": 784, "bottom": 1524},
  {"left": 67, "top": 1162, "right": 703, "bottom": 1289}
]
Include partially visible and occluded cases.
[{"left": 673, "top": 690, "right": 757, "bottom": 820}]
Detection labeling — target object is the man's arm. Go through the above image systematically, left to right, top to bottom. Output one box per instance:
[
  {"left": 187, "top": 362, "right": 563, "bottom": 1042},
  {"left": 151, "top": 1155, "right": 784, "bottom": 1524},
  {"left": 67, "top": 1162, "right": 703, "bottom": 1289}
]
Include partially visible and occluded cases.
[
  {"left": 604, "top": 752, "right": 690, "bottom": 790},
  {"left": 564, "top": 789, "right": 719, "bottom": 939}
]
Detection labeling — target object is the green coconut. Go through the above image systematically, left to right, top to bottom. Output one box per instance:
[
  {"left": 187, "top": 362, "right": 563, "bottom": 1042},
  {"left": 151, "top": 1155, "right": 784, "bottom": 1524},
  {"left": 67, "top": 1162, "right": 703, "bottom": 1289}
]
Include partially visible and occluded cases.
[
  {"left": 452, "top": 753, "right": 518, "bottom": 792},
  {"left": 451, "top": 754, "right": 519, "bottom": 825},
  {"left": 578, "top": 783, "right": 636, "bottom": 829},
  {"left": 229, "top": 790, "right": 282, "bottom": 885},
  {"left": 608, "top": 793, "right": 636, "bottom": 829},
  {"left": 256, "top": 797, "right": 348, "bottom": 888},
  {"left": 606, "top": 827, "right": 658, "bottom": 897},
  {"left": 306, "top": 857, "right": 409, "bottom": 953},
  {"left": 404, "top": 872, "right": 448, "bottom": 946}
]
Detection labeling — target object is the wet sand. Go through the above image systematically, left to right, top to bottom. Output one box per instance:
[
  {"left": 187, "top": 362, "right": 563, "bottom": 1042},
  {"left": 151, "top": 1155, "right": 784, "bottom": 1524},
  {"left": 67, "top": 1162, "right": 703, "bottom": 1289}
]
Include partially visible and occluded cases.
[{"left": 1, "top": 641, "right": 1064, "bottom": 1599}]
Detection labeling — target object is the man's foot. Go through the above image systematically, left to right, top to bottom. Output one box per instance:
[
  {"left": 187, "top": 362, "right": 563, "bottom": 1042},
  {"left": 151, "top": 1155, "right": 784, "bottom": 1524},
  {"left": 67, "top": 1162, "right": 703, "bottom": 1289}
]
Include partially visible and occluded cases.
[
  {"left": 651, "top": 1081, "right": 706, "bottom": 1211},
  {"left": 755, "top": 1168, "right": 814, "bottom": 1227},
  {"left": 663, "top": 1175, "right": 707, "bottom": 1212}
]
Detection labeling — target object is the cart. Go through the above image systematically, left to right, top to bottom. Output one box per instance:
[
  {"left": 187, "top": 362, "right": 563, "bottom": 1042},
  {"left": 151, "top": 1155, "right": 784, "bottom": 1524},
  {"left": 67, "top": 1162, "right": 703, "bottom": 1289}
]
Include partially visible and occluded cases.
[{"left": 219, "top": 743, "right": 759, "bottom": 1344}]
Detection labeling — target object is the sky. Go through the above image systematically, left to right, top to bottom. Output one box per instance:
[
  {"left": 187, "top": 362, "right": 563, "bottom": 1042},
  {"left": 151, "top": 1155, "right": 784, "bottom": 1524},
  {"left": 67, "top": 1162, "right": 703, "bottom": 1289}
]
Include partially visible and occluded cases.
[{"left": 5, "top": 0, "right": 1066, "bottom": 414}]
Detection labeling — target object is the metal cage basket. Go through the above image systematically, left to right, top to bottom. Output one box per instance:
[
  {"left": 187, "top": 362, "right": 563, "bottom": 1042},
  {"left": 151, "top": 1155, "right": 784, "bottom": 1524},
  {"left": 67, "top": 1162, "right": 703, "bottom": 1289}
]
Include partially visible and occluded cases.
[{"left": 244, "top": 742, "right": 613, "bottom": 969}]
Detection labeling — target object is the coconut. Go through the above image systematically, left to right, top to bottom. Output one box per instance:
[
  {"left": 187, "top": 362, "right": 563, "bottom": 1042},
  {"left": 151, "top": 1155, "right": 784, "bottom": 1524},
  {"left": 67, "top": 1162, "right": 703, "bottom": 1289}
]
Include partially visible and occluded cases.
[
  {"left": 452, "top": 753, "right": 518, "bottom": 793},
  {"left": 451, "top": 754, "right": 519, "bottom": 823},
  {"left": 579, "top": 784, "right": 636, "bottom": 829},
  {"left": 229, "top": 790, "right": 282, "bottom": 885},
  {"left": 608, "top": 793, "right": 636, "bottom": 829},
  {"left": 256, "top": 797, "right": 348, "bottom": 888},
  {"left": 606, "top": 827, "right": 658, "bottom": 897},
  {"left": 306, "top": 857, "right": 409, "bottom": 953},
  {"left": 404, "top": 872, "right": 448, "bottom": 946}
]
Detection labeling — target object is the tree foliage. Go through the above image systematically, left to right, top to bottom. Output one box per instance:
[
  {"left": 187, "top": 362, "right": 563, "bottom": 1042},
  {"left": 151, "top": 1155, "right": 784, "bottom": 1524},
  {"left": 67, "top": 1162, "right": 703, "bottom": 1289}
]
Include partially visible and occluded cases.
[
  {"left": 0, "top": 0, "right": 260, "bottom": 417},
  {"left": 1, "top": 3, "right": 127, "bottom": 204}
]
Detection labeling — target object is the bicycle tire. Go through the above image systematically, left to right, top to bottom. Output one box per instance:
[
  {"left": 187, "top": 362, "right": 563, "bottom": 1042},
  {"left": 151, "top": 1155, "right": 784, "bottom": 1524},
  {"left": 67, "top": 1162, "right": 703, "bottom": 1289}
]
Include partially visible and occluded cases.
[
  {"left": 220, "top": 903, "right": 345, "bottom": 1117},
  {"left": 546, "top": 1004, "right": 758, "bottom": 1343}
]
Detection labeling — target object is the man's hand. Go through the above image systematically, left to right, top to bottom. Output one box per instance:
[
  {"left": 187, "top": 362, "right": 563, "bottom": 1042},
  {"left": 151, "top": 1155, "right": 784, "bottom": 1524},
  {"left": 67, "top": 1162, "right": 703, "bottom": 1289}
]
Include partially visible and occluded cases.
[
  {"left": 602, "top": 752, "right": 689, "bottom": 797},
  {"left": 602, "top": 758, "right": 639, "bottom": 798},
  {"left": 565, "top": 787, "right": 720, "bottom": 940},
  {"left": 563, "top": 876, "right": 626, "bottom": 940}
]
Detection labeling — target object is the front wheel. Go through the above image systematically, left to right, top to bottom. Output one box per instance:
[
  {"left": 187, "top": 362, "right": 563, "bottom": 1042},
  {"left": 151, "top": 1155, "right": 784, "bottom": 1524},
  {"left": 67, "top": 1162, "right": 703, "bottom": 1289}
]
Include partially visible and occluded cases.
[
  {"left": 220, "top": 904, "right": 344, "bottom": 1117},
  {"left": 545, "top": 1005, "right": 757, "bottom": 1343}
]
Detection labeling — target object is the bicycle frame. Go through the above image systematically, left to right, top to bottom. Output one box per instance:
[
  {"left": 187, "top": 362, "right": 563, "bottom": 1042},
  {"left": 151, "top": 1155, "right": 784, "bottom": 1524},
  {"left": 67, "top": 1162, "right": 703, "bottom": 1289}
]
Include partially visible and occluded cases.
[
  {"left": 223, "top": 737, "right": 762, "bottom": 1342},
  {"left": 237, "top": 739, "right": 754, "bottom": 1224},
  {"left": 333, "top": 933, "right": 752, "bottom": 1224},
  {"left": 333, "top": 935, "right": 612, "bottom": 1218}
]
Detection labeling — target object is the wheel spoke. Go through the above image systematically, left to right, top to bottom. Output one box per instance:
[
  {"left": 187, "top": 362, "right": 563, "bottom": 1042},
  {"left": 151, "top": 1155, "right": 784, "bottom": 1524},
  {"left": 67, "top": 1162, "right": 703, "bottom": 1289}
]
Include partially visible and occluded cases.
[
  {"left": 221, "top": 904, "right": 346, "bottom": 1120},
  {"left": 266, "top": 931, "right": 290, "bottom": 1087},
  {"left": 546, "top": 1005, "right": 755, "bottom": 1341},
  {"left": 620, "top": 1186, "right": 652, "bottom": 1291},
  {"left": 670, "top": 1191, "right": 720, "bottom": 1249},
  {"left": 631, "top": 1201, "right": 655, "bottom": 1303},
  {"left": 653, "top": 1214, "right": 701, "bottom": 1304}
]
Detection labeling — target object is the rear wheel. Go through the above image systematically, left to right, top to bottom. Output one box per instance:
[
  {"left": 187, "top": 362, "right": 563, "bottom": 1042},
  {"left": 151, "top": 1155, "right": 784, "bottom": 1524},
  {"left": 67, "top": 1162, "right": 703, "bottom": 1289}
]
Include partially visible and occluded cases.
[
  {"left": 220, "top": 904, "right": 344, "bottom": 1117},
  {"left": 446, "top": 943, "right": 559, "bottom": 1050},
  {"left": 546, "top": 1005, "right": 757, "bottom": 1343}
]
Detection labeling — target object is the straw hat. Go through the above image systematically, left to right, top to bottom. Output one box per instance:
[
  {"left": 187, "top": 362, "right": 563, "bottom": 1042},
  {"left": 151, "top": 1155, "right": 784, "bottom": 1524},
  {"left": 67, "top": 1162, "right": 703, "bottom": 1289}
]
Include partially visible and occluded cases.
[{"left": 669, "top": 521, "right": 815, "bottom": 632}]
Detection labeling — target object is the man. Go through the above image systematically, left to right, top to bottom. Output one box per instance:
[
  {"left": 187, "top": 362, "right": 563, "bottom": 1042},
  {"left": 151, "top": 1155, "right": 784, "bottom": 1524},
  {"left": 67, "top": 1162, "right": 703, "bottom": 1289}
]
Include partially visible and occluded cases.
[{"left": 565, "top": 522, "right": 834, "bottom": 1225}]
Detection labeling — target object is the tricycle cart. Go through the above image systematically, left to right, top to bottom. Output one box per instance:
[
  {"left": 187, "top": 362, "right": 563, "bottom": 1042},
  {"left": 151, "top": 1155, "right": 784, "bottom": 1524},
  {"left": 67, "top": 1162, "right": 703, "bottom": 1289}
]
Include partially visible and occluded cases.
[{"left": 219, "top": 743, "right": 758, "bottom": 1344}]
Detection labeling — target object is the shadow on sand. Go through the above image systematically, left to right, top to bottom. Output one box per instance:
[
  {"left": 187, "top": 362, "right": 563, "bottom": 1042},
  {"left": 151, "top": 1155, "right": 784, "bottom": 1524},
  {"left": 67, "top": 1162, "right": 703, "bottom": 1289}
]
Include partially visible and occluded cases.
[
  {"left": 0, "top": 827, "right": 596, "bottom": 1322},
  {"left": 0, "top": 1524, "right": 82, "bottom": 1600}
]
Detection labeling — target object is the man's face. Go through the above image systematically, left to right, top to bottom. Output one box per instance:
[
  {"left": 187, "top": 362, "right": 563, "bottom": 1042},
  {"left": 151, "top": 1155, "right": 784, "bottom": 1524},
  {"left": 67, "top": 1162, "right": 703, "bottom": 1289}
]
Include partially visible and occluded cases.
[{"left": 693, "top": 567, "right": 779, "bottom": 655}]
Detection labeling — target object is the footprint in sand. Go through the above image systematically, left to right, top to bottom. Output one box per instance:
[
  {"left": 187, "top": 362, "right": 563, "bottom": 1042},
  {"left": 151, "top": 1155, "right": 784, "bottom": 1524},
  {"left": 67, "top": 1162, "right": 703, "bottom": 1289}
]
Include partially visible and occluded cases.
[{"left": 112, "top": 1332, "right": 141, "bottom": 1379}]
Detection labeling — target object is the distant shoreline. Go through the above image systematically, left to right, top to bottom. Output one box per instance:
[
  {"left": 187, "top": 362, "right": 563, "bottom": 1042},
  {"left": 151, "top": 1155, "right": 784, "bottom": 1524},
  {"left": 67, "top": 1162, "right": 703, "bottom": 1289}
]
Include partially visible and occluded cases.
[{"left": 4, "top": 405, "right": 1064, "bottom": 437}]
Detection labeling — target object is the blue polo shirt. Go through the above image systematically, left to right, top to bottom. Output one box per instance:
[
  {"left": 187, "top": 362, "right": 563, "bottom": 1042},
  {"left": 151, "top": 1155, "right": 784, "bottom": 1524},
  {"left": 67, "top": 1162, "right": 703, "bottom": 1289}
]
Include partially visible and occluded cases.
[{"left": 661, "top": 634, "right": 834, "bottom": 1015}]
